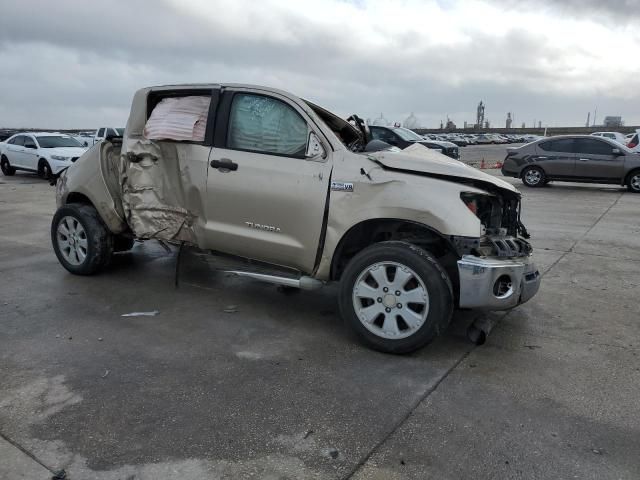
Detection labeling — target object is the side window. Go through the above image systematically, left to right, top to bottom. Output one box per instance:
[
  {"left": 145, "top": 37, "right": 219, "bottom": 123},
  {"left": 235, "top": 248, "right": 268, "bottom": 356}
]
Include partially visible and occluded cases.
[
  {"left": 227, "top": 93, "right": 308, "bottom": 157},
  {"left": 97, "top": 128, "right": 105, "bottom": 137},
  {"left": 370, "top": 128, "right": 393, "bottom": 143},
  {"left": 13, "top": 136, "right": 25, "bottom": 146},
  {"left": 23, "top": 137, "right": 37, "bottom": 148},
  {"left": 539, "top": 138, "right": 573, "bottom": 153},
  {"left": 574, "top": 138, "right": 613, "bottom": 155}
]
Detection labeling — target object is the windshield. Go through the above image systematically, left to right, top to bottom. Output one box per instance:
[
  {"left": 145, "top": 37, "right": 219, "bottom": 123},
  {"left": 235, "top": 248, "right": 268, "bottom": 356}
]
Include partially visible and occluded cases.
[
  {"left": 393, "top": 127, "right": 424, "bottom": 141},
  {"left": 116, "top": 128, "right": 125, "bottom": 135},
  {"left": 37, "top": 136, "right": 83, "bottom": 148}
]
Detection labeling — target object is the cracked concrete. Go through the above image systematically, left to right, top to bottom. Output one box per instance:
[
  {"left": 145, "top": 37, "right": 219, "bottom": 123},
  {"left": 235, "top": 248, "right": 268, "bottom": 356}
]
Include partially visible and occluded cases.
[{"left": 1, "top": 170, "right": 639, "bottom": 479}]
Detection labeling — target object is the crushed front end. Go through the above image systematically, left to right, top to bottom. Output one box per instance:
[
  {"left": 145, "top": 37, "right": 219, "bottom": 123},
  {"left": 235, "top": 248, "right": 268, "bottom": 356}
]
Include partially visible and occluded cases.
[{"left": 453, "top": 192, "right": 540, "bottom": 310}]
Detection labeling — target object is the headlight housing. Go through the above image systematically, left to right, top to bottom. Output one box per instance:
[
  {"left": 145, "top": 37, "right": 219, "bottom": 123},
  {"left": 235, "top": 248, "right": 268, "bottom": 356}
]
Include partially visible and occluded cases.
[{"left": 51, "top": 155, "right": 70, "bottom": 161}]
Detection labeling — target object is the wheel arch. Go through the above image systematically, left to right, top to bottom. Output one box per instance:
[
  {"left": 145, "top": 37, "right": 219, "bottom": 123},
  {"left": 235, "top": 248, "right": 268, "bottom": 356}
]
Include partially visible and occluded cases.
[
  {"left": 66, "top": 192, "right": 95, "bottom": 206},
  {"left": 329, "top": 218, "right": 459, "bottom": 284}
]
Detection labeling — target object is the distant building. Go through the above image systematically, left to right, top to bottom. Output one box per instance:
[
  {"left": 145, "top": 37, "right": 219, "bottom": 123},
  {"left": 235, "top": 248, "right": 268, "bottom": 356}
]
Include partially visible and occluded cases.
[
  {"left": 476, "top": 101, "right": 485, "bottom": 129},
  {"left": 403, "top": 112, "right": 419, "bottom": 129},
  {"left": 506, "top": 112, "right": 512, "bottom": 129},
  {"left": 603, "top": 116, "right": 623, "bottom": 128},
  {"left": 445, "top": 119, "right": 456, "bottom": 130}
]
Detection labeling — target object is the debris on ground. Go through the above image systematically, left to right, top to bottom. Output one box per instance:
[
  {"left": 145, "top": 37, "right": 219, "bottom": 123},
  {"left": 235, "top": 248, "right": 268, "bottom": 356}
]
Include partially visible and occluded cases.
[
  {"left": 223, "top": 305, "right": 238, "bottom": 313},
  {"left": 121, "top": 310, "right": 160, "bottom": 317},
  {"left": 101, "top": 370, "right": 110, "bottom": 378},
  {"left": 327, "top": 448, "right": 339, "bottom": 459},
  {"left": 51, "top": 470, "right": 67, "bottom": 480}
]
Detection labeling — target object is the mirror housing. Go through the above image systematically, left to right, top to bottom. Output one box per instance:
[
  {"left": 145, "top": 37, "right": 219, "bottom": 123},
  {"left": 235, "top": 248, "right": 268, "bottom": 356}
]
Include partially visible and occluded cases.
[
  {"left": 306, "top": 132, "right": 326, "bottom": 159},
  {"left": 83, "top": 141, "right": 89, "bottom": 147}
]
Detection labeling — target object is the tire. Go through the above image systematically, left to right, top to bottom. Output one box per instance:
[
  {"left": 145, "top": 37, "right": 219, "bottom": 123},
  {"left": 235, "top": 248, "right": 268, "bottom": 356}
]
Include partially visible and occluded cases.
[
  {"left": 1, "top": 155, "right": 16, "bottom": 176},
  {"left": 38, "top": 159, "right": 52, "bottom": 180},
  {"left": 521, "top": 166, "right": 546, "bottom": 188},
  {"left": 625, "top": 170, "right": 640, "bottom": 193},
  {"left": 51, "top": 204, "right": 113, "bottom": 275},
  {"left": 114, "top": 235, "right": 135, "bottom": 252},
  {"left": 339, "top": 241, "right": 453, "bottom": 354}
]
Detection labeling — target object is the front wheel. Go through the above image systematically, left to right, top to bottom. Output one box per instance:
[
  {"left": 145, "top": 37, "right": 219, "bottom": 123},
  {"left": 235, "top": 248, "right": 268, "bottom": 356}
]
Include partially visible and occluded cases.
[
  {"left": 38, "top": 159, "right": 52, "bottom": 180},
  {"left": 521, "top": 166, "right": 546, "bottom": 188},
  {"left": 51, "top": 204, "right": 113, "bottom": 275},
  {"left": 339, "top": 241, "right": 453, "bottom": 354}
]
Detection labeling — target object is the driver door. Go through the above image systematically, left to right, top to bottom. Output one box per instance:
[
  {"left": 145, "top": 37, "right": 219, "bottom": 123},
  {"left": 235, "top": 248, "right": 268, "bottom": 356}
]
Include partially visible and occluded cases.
[{"left": 204, "top": 89, "right": 332, "bottom": 273}]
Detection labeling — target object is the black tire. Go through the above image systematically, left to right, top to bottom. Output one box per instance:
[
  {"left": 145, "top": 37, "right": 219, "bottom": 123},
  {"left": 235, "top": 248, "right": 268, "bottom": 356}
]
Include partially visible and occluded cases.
[
  {"left": 1, "top": 155, "right": 16, "bottom": 176},
  {"left": 38, "top": 159, "right": 52, "bottom": 180},
  {"left": 521, "top": 166, "right": 546, "bottom": 188},
  {"left": 625, "top": 170, "right": 640, "bottom": 193},
  {"left": 51, "top": 204, "right": 113, "bottom": 275},
  {"left": 114, "top": 235, "right": 135, "bottom": 252},
  {"left": 338, "top": 241, "right": 453, "bottom": 354}
]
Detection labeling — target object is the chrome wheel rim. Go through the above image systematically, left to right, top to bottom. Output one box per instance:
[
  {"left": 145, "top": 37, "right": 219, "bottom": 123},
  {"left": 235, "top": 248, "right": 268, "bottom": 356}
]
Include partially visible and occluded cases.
[
  {"left": 525, "top": 169, "right": 541, "bottom": 185},
  {"left": 631, "top": 174, "right": 640, "bottom": 191},
  {"left": 57, "top": 216, "right": 88, "bottom": 265},
  {"left": 352, "top": 261, "right": 429, "bottom": 340}
]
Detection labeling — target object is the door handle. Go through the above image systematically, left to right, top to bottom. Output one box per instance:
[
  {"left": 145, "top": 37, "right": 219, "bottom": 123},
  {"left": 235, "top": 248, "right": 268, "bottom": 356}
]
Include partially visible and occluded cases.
[
  {"left": 210, "top": 158, "right": 238, "bottom": 171},
  {"left": 578, "top": 158, "right": 589, "bottom": 161}
]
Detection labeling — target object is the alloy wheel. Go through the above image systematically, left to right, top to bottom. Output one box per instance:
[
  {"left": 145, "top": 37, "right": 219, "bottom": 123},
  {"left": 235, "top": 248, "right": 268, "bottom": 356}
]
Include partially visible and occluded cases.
[
  {"left": 56, "top": 216, "right": 88, "bottom": 265},
  {"left": 352, "top": 261, "right": 430, "bottom": 340}
]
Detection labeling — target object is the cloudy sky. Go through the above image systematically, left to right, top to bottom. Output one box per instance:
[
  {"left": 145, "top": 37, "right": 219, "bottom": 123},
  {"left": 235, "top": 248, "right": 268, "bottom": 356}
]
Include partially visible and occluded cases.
[{"left": 0, "top": 0, "right": 638, "bottom": 129}]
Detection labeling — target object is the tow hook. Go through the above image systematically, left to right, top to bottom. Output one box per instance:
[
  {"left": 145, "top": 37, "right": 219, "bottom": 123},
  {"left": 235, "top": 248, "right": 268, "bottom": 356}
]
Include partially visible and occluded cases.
[{"left": 467, "top": 314, "right": 496, "bottom": 345}]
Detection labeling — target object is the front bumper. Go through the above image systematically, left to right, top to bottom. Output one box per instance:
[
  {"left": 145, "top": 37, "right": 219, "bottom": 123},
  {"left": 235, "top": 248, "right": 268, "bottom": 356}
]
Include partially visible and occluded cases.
[{"left": 457, "top": 255, "right": 540, "bottom": 310}]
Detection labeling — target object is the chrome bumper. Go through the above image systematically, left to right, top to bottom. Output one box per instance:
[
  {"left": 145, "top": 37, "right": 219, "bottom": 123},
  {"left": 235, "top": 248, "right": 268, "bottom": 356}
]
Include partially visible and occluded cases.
[{"left": 457, "top": 255, "right": 540, "bottom": 310}]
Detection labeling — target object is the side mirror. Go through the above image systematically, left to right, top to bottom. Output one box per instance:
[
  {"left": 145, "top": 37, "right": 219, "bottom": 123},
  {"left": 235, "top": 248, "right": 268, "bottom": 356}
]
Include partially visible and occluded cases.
[
  {"left": 305, "top": 132, "right": 326, "bottom": 159},
  {"left": 83, "top": 141, "right": 89, "bottom": 147},
  {"left": 26, "top": 144, "right": 37, "bottom": 149}
]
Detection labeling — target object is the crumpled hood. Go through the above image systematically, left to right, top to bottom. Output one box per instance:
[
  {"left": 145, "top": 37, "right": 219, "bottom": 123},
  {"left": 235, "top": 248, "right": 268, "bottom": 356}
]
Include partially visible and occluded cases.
[
  {"left": 368, "top": 143, "right": 518, "bottom": 195},
  {"left": 45, "top": 147, "right": 88, "bottom": 157}
]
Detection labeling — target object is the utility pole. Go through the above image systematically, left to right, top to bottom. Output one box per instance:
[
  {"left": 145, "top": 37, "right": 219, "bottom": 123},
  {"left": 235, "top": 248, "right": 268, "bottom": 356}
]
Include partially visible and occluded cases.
[
  {"left": 593, "top": 107, "right": 598, "bottom": 127},
  {"left": 586, "top": 112, "right": 590, "bottom": 127}
]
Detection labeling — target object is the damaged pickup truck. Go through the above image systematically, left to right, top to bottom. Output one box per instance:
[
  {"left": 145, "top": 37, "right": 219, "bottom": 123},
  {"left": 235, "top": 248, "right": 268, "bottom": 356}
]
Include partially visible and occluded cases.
[{"left": 52, "top": 83, "right": 540, "bottom": 353}]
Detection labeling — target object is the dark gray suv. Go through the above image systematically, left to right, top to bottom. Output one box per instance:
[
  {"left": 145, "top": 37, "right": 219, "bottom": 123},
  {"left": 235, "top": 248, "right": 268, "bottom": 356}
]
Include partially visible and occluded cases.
[{"left": 501, "top": 135, "right": 640, "bottom": 192}]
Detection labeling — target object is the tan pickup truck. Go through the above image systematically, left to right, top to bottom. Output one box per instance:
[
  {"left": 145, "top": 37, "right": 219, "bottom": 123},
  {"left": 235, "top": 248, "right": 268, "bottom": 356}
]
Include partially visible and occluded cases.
[{"left": 51, "top": 83, "right": 540, "bottom": 353}]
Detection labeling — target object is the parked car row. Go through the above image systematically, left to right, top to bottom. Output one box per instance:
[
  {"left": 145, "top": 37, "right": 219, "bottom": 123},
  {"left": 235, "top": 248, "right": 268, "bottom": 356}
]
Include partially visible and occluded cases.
[
  {"left": 422, "top": 132, "right": 540, "bottom": 146},
  {"left": 502, "top": 134, "right": 640, "bottom": 192}
]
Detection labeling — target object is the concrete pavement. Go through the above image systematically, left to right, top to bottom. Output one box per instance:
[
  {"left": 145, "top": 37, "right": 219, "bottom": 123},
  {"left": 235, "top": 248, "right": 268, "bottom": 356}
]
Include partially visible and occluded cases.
[{"left": 0, "top": 171, "right": 638, "bottom": 479}]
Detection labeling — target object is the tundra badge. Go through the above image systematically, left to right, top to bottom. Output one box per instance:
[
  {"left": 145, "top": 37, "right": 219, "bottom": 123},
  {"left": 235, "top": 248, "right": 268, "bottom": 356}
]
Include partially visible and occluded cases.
[{"left": 245, "top": 222, "right": 281, "bottom": 233}]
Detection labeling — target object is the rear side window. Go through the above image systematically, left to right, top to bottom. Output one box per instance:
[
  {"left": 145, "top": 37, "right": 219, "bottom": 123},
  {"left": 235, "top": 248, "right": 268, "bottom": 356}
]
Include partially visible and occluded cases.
[
  {"left": 227, "top": 93, "right": 308, "bottom": 157},
  {"left": 97, "top": 128, "right": 105, "bottom": 137},
  {"left": 12, "top": 136, "right": 25, "bottom": 146},
  {"left": 539, "top": 138, "right": 574, "bottom": 153},
  {"left": 574, "top": 138, "right": 613, "bottom": 155}
]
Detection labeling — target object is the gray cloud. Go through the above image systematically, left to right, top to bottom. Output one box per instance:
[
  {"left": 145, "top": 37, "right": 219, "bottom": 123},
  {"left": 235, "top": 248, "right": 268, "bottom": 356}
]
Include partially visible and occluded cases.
[{"left": 0, "top": 0, "right": 638, "bottom": 128}]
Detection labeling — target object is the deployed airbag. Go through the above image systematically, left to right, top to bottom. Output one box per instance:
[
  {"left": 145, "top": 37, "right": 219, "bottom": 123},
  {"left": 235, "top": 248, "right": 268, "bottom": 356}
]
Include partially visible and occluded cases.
[{"left": 144, "top": 96, "right": 210, "bottom": 142}]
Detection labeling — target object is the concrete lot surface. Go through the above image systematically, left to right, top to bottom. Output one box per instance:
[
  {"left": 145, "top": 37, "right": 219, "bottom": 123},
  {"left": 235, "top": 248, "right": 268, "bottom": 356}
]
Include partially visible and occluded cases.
[{"left": 1, "top": 166, "right": 639, "bottom": 479}]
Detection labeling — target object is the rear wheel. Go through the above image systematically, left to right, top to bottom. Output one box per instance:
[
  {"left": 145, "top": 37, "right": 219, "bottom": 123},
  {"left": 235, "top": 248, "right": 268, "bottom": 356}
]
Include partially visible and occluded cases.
[
  {"left": 1, "top": 155, "right": 16, "bottom": 176},
  {"left": 521, "top": 166, "right": 546, "bottom": 187},
  {"left": 626, "top": 170, "right": 640, "bottom": 193},
  {"left": 51, "top": 204, "right": 113, "bottom": 275},
  {"left": 339, "top": 241, "right": 453, "bottom": 354}
]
